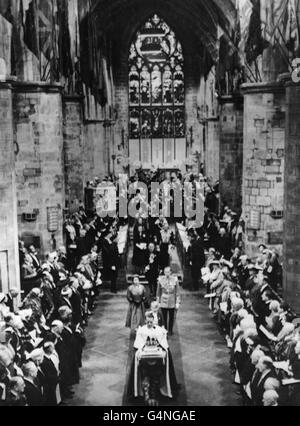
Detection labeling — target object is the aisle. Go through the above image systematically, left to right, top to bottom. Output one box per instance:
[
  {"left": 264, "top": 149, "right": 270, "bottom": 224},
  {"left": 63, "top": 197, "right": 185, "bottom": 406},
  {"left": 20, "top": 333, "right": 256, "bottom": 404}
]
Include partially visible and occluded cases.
[
  {"left": 70, "top": 290, "right": 240, "bottom": 406},
  {"left": 70, "top": 292, "right": 130, "bottom": 406}
]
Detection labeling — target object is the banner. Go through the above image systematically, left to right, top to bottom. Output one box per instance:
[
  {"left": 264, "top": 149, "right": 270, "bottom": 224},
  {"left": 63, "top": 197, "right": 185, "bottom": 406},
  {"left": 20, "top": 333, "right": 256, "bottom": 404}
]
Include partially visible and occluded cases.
[
  {"left": 23, "top": 0, "right": 39, "bottom": 57},
  {"left": 57, "top": 0, "right": 72, "bottom": 78},
  {"left": 245, "top": 0, "right": 265, "bottom": 64},
  {"left": 260, "top": 0, "right": 300, "bottom": 59},
  {"left": 0, "top": 14, "right": 12, "bottom": 76}
]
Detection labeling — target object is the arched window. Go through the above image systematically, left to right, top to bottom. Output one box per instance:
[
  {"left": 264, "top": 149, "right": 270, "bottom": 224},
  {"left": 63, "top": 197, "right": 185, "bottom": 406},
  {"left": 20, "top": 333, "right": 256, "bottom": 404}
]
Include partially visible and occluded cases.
[{"left": 129, "top": 14, "right": 185, "bottom": 168}]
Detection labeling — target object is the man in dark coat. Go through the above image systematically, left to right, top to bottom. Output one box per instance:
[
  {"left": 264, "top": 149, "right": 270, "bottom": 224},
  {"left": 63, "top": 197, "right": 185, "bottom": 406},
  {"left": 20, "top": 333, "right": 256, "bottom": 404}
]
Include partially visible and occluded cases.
[
  {"left": 217, "top": 228, "right": 232, "bottom": 260},
  {"left": 188, "top": 231, "right": 206, "bottom": 291},
  {"left": 106, "top": 234, "right": 120, "bottom": 294},
  {"left": 145, "top": 243, "right": 159, "bottom": 297},
  {"left": 59, "top": 307, "right": 80, "bottom": 389},
  {"left": 41, "top": 342, "right": 61, "bottom": 406},
  {"left": 250, "top": 356, "right": 277, "bottom": 407},
  {"left": 23, "top": 361, "right": 44, "bottom": 407}
]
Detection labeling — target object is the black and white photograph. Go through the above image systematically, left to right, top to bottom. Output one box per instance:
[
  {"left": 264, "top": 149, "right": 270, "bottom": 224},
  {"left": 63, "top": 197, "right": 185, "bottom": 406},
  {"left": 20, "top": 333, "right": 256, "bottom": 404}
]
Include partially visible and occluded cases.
[{"left": 0, "top": 0, "right": 300, "bottom": 410}]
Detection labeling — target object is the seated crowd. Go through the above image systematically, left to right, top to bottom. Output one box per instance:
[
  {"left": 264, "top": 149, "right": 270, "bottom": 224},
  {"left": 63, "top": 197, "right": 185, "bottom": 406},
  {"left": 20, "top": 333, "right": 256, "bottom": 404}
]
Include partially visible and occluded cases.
[
  {"left": 0, "top": 207, "right": 121, "bottom": 406},
  {"left": 199, "top": 207, "right": 300, "bottom": 407}
]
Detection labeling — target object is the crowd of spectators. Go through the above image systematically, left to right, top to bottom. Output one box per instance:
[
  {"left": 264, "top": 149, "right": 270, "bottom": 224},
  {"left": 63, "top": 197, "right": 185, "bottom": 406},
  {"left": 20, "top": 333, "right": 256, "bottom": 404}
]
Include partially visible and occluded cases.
[
  {"left": 199, "top": 205, "right": 300, "bottom": 406},
  {"left": 0, "top": 207, "right": 122, "bottom": 406}
]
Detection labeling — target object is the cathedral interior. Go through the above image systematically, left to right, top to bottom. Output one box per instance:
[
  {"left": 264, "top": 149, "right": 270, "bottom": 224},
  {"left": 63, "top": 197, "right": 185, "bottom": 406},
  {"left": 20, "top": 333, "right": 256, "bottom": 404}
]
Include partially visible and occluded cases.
[{"left": 1, "top": 0, "right": 300, "bottom": 407}]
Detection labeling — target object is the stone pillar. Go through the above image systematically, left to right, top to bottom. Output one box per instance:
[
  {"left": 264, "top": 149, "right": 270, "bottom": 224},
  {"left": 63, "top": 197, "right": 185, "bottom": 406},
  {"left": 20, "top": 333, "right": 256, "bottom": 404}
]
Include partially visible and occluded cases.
[
  {"left": 283, "top": 79, "right": 300, "bottom": 314},
  {"left": 0, "top": 81, "right": 20, "bottom": 292},
  {"left": 13, "top": 82, "right": 65, "bottom": 254},
  {"left": 241, "top": 83, "right": 285, "bottom": 259},
  {"left": 63, "top": 95, "right": 84, "bottom": 213},
  {"left": 219, "top": 95, "right": 243, "bottom": 214},
  {"left": 204, "top": 117, "right": 220, "bottom": 184}
]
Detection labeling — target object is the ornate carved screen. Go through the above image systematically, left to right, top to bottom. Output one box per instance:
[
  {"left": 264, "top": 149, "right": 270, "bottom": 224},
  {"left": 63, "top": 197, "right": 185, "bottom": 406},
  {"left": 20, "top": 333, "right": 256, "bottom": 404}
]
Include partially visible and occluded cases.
[{"left": 129, "top": 15, "right": 186, "bottom": 169}]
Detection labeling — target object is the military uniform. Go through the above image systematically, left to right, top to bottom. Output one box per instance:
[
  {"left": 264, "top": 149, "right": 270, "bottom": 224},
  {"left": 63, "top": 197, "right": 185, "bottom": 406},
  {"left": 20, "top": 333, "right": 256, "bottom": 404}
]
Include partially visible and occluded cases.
[{"left": 156, "top": 275, "right": 181, "bottom": 335}]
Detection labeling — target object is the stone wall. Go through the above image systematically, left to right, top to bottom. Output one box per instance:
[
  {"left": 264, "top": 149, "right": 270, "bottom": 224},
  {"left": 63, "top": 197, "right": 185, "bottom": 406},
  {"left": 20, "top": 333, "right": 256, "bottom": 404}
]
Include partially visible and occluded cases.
[
  {"left": 283, "top": 80, "right": 300, "bottom": 313},
  {"left": 0, "top": 82, "right": 20, "bottom": 292},
  {"left": 13, "top": 83, "right": 65, "bottom": 254},
  {"left": 242, "top": 83, "right": 285, "bottom": 259},
  {"left": 63, "top": 96, "right": 84, "bottom": 213},
  {"left": 219, "top": 96, "right": 244, "bottom": 214},
  {"left": 205, "top": 118, "right": 220, "bottom": 184},
  {"left": 83, "top": 121, "right": 108, "bottom": 182}
]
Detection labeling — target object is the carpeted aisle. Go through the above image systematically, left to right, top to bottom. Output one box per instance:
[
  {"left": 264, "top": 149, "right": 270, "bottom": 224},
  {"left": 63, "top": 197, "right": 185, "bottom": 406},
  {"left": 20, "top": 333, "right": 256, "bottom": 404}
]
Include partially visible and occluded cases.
[
  {"left": 69, "top": 233, "right": 240, "bottom": 407},
  {"left": 69, "top": 290, "right": 240, "bottom": 407}
]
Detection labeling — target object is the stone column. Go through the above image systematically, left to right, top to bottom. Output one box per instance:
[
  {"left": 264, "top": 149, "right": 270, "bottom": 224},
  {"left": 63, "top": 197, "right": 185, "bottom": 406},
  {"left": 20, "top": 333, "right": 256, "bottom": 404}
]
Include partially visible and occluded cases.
[
  {"left": 283, "top": 79, "right": 300, "bottom": 314},
  {"left": 0, "top": 80, "right": 20, "bottom": 292},
  {"left": 13, "top": 82, "right": 65, "bottom": 254},
  {"left": 241, "top": 83, "right": 285, "bottom": 259},
  {"left": 63, "top": 95, "right": 84, "bottom": 213},
  {"left": 219, "top": 95, "right": 244, "bottom": 215},
  {"left": 204, "top": 117, "right": 220, "bottom": 184}
]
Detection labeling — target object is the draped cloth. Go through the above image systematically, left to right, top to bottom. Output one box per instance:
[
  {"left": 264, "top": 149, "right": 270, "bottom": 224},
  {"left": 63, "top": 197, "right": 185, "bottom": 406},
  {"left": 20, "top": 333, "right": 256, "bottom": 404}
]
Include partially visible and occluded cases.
[{"left": 127, "top": 325, "right": 178, "bottom": 401}]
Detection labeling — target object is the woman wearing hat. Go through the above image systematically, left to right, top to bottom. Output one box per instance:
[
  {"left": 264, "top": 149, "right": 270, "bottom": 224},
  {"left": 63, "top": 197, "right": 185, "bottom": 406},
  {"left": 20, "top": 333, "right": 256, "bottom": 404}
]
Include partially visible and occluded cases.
[{"left": 126, "top": 276, "right": 146, "bottom": 332}]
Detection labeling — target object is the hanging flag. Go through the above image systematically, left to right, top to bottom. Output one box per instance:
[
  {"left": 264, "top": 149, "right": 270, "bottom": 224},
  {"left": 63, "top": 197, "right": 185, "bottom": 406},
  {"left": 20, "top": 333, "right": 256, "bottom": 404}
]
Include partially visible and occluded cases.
[
  {"left": 23, "top": 0, "right": 39, "bottom": 57},
  {"left": 36, "top": 0, "right": 59, "bottom": 80},
  {"left": 57, "top": 0, "right": 73, "bottom": 78},
  {"left": 236, "top": 0, "right": 253, "bottom": 64},
  {"left": 245, "top": 0, "right": 265, "bottom": 64},
  {"left": 261, "top": 0, "right": 290, "bottom": 44},
  {"left": 286, "top": 0, "right": 300, "bottom": 56},
  {"left": 0, "top": 14, "right": 12, "bottom": 76}
]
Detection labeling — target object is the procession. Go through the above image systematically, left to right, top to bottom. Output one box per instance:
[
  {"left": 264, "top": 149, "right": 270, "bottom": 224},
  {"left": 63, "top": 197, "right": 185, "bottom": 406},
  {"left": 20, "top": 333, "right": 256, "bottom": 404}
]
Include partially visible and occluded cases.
[{"left": 1, "top": 0, "right": 300, "bottom": 408}]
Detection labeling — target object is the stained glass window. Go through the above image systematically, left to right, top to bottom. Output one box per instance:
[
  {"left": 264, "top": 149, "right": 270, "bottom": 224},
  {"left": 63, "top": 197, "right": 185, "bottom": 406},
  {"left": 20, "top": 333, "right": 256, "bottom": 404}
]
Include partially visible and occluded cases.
[{"left": 129, "top": 15, "right": 185, "bottom": 166}]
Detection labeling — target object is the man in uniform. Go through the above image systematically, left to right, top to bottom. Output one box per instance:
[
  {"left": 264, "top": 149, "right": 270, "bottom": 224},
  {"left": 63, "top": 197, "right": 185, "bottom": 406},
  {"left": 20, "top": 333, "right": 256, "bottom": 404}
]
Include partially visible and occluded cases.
[{"left": 156, "top": 267, "right": 181, "bottom": 336}]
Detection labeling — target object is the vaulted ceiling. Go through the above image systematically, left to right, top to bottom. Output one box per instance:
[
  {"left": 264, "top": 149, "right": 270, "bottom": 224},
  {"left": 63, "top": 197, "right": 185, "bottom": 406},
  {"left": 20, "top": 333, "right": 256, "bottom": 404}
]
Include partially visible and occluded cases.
[{"left": 90, "top": 0, "right": 237, "bottom": 60}]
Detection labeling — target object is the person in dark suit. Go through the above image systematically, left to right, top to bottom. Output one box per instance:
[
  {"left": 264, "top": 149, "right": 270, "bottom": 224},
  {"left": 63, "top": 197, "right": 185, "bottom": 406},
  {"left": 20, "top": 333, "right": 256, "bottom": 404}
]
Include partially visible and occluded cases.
[
  {"left": 133, "top": 225, "right": 148, "bottom": 274},
  {"left": 217, "top": 228, "right": 232, "bottom": 260},
  {"left": 188, "top": 231, "right": 206, "bottom": 291},
  {"left": 107, "top": 234, "right": 120, "bottom": 294},
  {"left": 145, "top": 243, "right": 159, "bottom": 297},
  {"left": 28, "top": 245, "right": 41, "bottom": 271},
  {"left": 70, "top": 278, "right": 83, "bottom": 326},
  {"left": 5, "top": 288, "right": 19, "bottom": 313},
  {"left": 58, "top": 308, "right": 80, "bottom": 398},
  {"left": 50, "top": 320, "right": 73, "bottom": 400},
  {"left": 41, "top": 342, "right": 61, "bottom": 406},
  {"left": 250, "top": 356, "right": 277, "bottom": 407},
  {"left": 23, "top": 361, "right": 44, "bottom": 406},
  {"left": 6, "top": 377, "right": 27, "bottom": 407}
]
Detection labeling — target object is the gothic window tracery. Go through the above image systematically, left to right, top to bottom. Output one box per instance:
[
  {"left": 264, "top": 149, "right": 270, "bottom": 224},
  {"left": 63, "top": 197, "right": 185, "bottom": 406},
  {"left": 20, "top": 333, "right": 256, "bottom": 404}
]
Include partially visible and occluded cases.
[{"left": 129, "top": 14, "right": 185, "bottom": 164}]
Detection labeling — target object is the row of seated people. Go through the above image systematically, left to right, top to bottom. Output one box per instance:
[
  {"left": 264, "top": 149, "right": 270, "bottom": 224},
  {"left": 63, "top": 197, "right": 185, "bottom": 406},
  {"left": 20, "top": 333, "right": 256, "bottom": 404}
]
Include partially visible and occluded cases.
[
  {"left": 0, "top": 208, "right": 115, "bottom": 406},
  {"left": 202, "top": 244, "right": 299, "bottom": 406}
]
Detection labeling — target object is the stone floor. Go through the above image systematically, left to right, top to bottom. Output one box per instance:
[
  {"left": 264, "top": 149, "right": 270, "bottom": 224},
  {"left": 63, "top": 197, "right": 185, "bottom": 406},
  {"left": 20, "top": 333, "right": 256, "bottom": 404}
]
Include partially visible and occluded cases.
[{"left": 69, "top": 289, "right": 241, "bottom": 406}]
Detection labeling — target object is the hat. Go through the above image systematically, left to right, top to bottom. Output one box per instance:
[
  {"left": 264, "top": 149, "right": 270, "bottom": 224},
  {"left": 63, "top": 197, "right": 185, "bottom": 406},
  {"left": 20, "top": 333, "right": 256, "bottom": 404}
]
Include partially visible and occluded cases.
[
  {"left": 258, "top": 244, "right": 267, "bottom": 249},
  {"left": 221, "top": 259, "right": 234, "bottom": 269},
  {"left": 210, "top": 260, "right": 221, "bottom": 267},
  {"left": 248, "top": 264, "right": 262, "bottom": 272},
  {"left": 61, "top": 287, "right": 72, "bottom": 297},
  {"left": 0, "top": 293, "right": 6, "bottom": 303}
]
